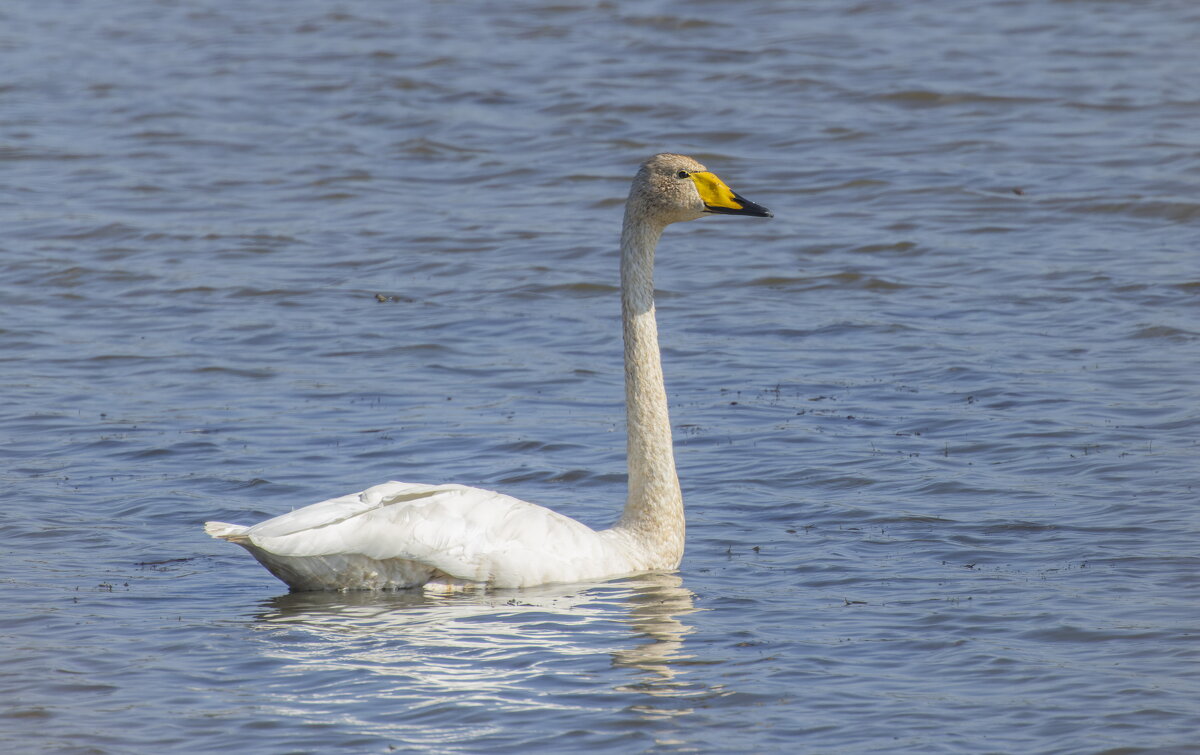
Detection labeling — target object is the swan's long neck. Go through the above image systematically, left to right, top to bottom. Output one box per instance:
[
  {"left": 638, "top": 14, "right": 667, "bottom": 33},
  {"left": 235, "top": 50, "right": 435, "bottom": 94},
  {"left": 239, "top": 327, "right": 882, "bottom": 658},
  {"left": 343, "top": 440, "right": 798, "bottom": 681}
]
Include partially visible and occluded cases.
[{"left": 615, "top": 206, "right": 685, "bottom": 566}]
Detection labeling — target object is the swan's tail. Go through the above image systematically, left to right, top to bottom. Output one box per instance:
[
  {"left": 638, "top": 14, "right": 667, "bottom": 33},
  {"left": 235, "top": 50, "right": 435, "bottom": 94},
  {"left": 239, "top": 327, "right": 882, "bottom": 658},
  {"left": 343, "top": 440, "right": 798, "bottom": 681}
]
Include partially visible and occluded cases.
[{"left": 204, "top": 521, "right": 250, "bottom": 542}]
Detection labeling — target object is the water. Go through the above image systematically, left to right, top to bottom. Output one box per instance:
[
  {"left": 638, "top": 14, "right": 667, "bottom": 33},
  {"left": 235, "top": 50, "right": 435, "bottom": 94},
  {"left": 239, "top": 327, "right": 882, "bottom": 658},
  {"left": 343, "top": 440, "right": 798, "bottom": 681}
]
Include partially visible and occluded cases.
[{"left": 2, "top": 0, "right": 1198, "bottom": 752}]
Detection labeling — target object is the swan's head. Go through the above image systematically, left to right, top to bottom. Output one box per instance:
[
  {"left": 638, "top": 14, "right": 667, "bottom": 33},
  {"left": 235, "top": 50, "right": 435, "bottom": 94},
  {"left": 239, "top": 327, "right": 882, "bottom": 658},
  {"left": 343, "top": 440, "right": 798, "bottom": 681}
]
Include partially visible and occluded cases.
[{"left": 629, "top": 153, "right": 773, "bottom": 226}]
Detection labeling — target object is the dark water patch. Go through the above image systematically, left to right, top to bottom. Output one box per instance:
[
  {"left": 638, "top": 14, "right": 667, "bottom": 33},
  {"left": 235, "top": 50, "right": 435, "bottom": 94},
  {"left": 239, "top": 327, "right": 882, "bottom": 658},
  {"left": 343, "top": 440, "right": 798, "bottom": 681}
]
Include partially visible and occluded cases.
[
  {"left": 871, "top": 89, "right": 1050, "bottom": 108},
  {"left": 0, "top": 145, "right": 98, "bottom": 162},
  {"left": 1050, "top": 197, "right": 1200, "bottom": 222},
  {"left": 846, "top": 240, "right": 923, "bottom": 256},
  {"left": 745, "top": 271, "right": 919, "bottom": 292},
  {"left": 508, "top": 281, "right": 620, "bottom": 298},
  {"left": 224, "top": 286, "right": 313, "bottom": 299},
  {"left": 1129, "top": 324, "right": 1198, "bottom": 341},
  {"left": 191, "top": 365, "right": 278, "bottom": 379},
  {"left": 495, "top": 439, "right": 587, "bottom": 454}
]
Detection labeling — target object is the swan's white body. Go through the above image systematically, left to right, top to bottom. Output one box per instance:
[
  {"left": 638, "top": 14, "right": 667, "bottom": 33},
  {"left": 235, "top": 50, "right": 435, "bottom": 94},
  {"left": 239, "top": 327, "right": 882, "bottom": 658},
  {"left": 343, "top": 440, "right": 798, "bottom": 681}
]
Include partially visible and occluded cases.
[
  {"left": 205, "top": 154, "right": 771, "bottom": 591},
  {"left": 206, "top": 482, "right": 654, "bottom": 590}
]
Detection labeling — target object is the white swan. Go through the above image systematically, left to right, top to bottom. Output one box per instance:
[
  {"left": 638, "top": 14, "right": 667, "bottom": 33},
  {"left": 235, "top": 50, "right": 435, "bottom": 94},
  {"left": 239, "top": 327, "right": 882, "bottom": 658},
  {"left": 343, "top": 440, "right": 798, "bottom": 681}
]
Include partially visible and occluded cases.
[{"left": 205, "top": 153, "right": 772, "bottom": 590}]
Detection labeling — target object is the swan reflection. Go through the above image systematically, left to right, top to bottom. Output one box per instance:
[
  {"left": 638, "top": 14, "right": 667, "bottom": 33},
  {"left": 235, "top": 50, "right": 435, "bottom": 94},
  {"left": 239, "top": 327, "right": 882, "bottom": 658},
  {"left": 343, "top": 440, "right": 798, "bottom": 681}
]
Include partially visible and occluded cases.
[{"left": 249, "top": 575, "right": 703, "bottom": 738}]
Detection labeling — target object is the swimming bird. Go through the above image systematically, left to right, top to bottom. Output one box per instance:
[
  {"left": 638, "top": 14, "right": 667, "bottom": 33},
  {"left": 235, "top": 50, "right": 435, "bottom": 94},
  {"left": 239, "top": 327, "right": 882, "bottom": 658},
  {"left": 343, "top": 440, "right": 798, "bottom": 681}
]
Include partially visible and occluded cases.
[{"left": 205, "top": 153, "right": 772, "bottom": 591}]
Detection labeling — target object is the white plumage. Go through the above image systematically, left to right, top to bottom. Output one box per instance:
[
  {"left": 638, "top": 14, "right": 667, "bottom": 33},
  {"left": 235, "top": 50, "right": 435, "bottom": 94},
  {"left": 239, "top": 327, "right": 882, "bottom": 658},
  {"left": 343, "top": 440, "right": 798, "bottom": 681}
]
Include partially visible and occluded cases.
[
  {"left": 205, "top": 154, "right": 771, "bottom": 590},
  {"left": 207, "top": 482, "right": 645, "bottom": 590}
]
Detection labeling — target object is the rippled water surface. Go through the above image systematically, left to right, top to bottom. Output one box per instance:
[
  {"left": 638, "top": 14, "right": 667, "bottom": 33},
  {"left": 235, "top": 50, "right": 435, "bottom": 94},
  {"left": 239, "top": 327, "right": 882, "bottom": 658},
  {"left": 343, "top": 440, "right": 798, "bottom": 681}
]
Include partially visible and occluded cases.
[{"left": 2, "top": 1, "right": 1198, "bottom": 752}]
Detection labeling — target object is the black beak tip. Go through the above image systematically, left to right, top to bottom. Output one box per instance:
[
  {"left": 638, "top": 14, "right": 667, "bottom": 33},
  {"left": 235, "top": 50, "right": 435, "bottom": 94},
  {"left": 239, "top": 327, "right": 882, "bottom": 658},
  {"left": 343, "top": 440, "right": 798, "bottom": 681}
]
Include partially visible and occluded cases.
[
  {"left": 705, "top": 195, "right": 774, "bottom": 218},
  {"left": 740, "top": 195, "right": 773, "bottom": 218},
  {"left": 738, "top": 200, "right": 774, "bottom": 218}
]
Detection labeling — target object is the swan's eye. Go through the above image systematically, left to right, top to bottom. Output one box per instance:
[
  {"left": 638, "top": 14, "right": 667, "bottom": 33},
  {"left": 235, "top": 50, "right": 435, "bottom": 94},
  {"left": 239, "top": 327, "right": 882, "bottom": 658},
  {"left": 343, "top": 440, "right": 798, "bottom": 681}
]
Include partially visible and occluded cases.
[{"left": 676, "top": 170, "right": 690, "bottom": 179}]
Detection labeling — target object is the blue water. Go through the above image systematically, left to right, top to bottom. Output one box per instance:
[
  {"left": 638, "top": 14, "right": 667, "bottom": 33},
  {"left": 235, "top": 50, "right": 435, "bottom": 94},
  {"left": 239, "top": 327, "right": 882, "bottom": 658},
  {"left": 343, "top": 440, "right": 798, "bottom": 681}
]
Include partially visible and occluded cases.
[{"left": 2, "top": 1, "right": 1198, "bottom": 752}]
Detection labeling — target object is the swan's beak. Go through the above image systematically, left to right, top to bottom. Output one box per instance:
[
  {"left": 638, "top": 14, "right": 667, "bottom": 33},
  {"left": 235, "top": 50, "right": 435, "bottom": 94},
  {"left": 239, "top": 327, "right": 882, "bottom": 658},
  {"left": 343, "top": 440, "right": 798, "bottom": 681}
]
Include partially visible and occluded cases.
[{"left": 691, "top": 171, "right": 773, "bottom": 218}]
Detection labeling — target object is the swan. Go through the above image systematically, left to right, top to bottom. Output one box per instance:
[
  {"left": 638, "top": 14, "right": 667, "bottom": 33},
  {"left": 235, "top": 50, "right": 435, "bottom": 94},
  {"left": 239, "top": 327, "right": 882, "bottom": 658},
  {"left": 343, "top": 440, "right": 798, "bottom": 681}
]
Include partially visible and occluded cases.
[{"left": 205, "top": 153, "right": 772, "bottom": 591}]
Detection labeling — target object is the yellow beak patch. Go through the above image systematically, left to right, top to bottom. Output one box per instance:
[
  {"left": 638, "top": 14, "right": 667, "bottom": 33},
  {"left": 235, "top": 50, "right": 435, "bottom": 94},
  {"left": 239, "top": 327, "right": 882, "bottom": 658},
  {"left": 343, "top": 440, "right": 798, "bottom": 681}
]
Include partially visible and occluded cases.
[
  {"left": 688, "top": 171, "right": 773, "bottom": 217},
  {"left": 689, "top": 171, "right": 742, "bottom": 210}
]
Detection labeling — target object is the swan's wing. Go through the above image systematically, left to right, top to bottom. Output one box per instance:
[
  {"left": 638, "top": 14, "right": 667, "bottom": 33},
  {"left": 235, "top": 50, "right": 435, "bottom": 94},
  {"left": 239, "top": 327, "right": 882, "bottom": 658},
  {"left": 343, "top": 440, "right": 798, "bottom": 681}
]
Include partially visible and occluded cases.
[{"left": 221, "top": 481, "right": 627, "bottom": 586}]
